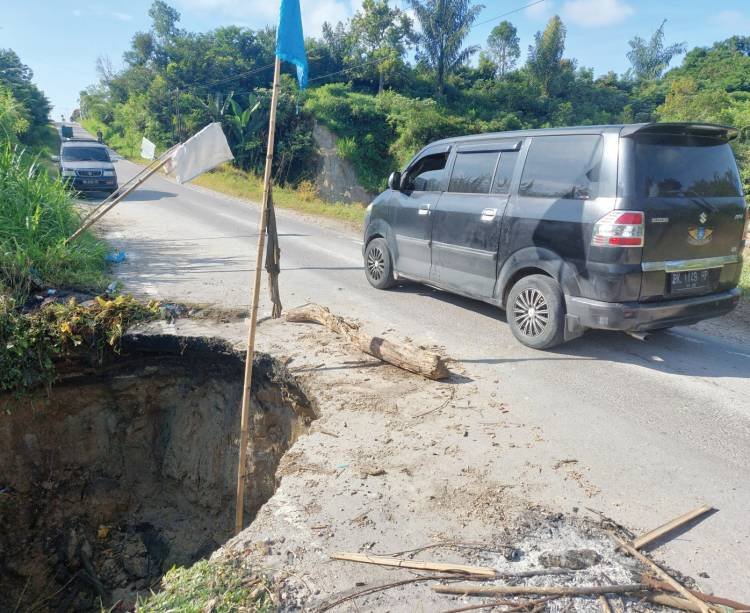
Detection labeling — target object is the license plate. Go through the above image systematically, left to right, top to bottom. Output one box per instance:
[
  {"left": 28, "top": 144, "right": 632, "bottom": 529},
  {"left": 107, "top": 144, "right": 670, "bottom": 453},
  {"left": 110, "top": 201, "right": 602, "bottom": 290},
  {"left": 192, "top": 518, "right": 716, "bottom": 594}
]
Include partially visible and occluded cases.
[
  {"left": 81, "top": 179, "right": 99, "bottom": 185},
  {"left": 670, "top": 269, "right": 710, "bottom": 293}
]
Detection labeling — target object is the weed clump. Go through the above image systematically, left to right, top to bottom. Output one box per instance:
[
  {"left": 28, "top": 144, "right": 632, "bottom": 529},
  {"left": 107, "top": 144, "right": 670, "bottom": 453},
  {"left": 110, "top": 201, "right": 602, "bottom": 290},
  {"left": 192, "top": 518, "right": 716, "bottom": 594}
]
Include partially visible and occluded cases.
[{"left": 0, "top": 295, "right": 159, "bottom": 395}]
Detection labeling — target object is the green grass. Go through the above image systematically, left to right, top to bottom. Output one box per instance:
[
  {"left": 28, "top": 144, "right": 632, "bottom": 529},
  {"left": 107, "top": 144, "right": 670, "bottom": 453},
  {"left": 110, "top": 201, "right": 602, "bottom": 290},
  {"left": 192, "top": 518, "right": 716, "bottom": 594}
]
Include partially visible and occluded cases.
[
  {"left": 0, "top": 141, "right": 110, "bottom": 302},
  {"left": 192, "top": 164, "right": 367, "bottom": 227},
  {"left": 138, "top": 557, "right": 273, "bottom": 612}
]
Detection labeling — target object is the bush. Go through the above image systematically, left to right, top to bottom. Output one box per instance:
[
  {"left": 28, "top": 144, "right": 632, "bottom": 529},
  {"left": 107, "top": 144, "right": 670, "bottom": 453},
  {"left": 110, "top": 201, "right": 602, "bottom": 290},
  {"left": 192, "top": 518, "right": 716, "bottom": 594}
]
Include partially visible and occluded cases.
[
  {"left": 305, "top": 84, "right": 396, "bottom": 192},
  {"left": 0, "top": 143, "right": 109, "bottom": 301},
  {"left": 0, "top": 295, "right": 159, "bottom": 395}
]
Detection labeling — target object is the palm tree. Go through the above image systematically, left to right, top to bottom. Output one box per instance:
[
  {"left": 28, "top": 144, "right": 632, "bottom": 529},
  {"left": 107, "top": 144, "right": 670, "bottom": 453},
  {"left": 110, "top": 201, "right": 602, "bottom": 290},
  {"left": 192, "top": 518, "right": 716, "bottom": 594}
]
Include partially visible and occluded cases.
[{"left": 408, "top": 0, "right": 484, "bottom": 96}]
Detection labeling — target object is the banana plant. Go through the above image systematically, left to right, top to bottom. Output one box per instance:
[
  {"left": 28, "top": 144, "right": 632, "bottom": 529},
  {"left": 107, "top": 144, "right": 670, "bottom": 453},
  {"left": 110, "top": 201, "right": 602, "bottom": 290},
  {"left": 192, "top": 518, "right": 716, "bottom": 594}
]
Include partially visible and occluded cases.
[{"left": 224, "top": 94, "right": 263, "bottom": 153}]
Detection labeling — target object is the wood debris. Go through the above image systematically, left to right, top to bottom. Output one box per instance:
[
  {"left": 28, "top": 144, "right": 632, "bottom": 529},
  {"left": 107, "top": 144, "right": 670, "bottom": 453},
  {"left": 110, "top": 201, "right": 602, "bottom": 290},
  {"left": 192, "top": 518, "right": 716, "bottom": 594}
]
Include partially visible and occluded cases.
[
  {"left": 285, "top": 304, "right": 451, "bottom": 380},
  {"left": 633, "top": 504, "right": 714, "bottom": 550},
  {"left": 325, "top": 506, "right": 747, "bottom": 612},
  {"left": 610, "top": 533, "right": 713, "bottom": 613},
  {"left": 329, "top": 552, "right": 496, "bottom": 577},
  {"left": 432, "top": 583, "right": 649, "bottom": 597}
]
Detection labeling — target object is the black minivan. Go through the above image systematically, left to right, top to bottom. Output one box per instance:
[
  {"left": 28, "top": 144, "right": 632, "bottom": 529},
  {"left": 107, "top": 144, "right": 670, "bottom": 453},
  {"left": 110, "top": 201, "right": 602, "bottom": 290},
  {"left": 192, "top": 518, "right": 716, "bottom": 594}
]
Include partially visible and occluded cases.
[{"left": 362, "top": 123, "right": 747, "bottom": 349}]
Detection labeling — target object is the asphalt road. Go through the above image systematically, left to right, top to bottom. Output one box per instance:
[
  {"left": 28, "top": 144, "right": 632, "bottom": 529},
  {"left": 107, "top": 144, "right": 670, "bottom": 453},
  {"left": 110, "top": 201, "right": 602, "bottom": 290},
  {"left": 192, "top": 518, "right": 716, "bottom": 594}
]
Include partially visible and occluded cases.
[{"left": 84, "top": 153, "right": 750, "bottom": 598}]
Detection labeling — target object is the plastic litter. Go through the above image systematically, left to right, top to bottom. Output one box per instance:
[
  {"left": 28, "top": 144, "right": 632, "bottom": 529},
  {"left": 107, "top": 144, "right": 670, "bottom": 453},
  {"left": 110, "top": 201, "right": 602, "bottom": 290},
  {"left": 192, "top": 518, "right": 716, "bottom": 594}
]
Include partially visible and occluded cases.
[{"left": 105, "top": 250, "right": 127, "bottom": 263}]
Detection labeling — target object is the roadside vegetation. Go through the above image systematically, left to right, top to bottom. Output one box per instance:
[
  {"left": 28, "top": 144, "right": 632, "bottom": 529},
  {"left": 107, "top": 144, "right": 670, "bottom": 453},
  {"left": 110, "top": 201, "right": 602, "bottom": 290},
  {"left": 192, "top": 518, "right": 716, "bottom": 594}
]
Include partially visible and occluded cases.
[
  {"left": 77, "top": 2, "right": 750, "bottom": 197},
  {"left": 1, "top": 47, "right": 109, "bottom": 304},
  {"left": 0, "top": 144, "right": 109, "bottom": 303},
  {"left": 193, "top": 164, "right": 366, "bottom": 226},
  {"left": 0, "top": 295, "right": 159, "bottom": 396},
  {"left": 138, "top": 555, "right": 273, "bottom": 612}
]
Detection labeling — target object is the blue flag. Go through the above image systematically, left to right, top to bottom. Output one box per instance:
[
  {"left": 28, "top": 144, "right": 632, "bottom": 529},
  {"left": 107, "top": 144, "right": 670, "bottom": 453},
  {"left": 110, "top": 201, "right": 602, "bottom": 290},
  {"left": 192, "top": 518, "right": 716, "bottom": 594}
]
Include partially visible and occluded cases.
[{"left": 276, "top": 0, "right": 308, "bottom": 89}]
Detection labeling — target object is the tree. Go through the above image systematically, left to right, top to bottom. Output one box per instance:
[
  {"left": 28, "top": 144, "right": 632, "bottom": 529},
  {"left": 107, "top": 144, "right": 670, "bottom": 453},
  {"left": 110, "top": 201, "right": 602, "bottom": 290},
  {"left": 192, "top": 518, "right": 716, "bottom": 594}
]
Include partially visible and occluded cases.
[
  {"left": 148, "top": 0, "right": 181, "bottom": 41},
  {"left": 349, "top": 0, "right": 414, "bottom": 93},
  {"left": 408, "top": 0, "right": 484, "bottom": 96},
  {"left": 527, "top": 16, "right": 567, "bottom": 95},
  {"left": 626, "top": 20, "right": 686, "bottom": 81},
  {"left": 322, "top": 21, "right": 353, "bottom": 72},
  {"left": 486, "top": 21, "right": 520, "bottom": 77},
  {"left": 124, "top": 32, "right": 156, "bottom": 66},
  {"left": 0, "top": 49, "right": 51, "bottom": 141},
  {"left": 0, "top": 86, "right": 30, "bottom": 143}
]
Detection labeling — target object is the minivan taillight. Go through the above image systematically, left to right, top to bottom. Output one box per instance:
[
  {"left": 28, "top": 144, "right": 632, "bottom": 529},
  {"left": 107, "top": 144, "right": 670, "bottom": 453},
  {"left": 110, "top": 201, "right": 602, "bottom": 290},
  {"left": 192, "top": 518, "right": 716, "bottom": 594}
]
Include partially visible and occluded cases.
[{"left": 591, "top": 211, "right": 645, "bottom": 247}]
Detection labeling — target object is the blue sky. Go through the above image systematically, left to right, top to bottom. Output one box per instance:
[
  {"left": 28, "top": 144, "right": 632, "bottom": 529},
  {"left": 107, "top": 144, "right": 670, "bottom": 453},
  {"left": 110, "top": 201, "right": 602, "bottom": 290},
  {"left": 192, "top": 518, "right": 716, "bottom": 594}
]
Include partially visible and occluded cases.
[{"left": 3, "top": 0, "right": 750, "bottom": 119}]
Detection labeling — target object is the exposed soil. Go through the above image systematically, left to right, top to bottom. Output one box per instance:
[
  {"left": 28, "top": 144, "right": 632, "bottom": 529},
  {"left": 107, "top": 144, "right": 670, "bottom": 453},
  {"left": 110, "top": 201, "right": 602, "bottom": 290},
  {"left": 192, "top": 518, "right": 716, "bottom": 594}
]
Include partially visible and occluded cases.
[{"left": 0, "top": 334, "right": 316, "bottom": 611}]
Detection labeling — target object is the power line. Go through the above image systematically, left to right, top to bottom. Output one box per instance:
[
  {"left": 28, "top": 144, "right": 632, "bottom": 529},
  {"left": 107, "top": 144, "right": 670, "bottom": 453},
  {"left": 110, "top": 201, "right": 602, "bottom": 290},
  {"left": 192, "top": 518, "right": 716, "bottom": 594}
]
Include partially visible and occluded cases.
[
  {"left": 473, "top": 0, "right": 547, "bottom": 29},
  {"left": 203, "top": 61, "right": 276, "bottom": 88}
]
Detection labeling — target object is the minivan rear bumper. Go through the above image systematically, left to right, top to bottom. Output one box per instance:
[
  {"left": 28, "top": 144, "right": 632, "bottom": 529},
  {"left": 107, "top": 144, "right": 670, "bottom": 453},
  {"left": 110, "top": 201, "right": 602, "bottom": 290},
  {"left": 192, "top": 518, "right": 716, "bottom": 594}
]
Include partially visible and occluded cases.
[{"left": 565, "top": 288, "right": 741, "bottom": 332}]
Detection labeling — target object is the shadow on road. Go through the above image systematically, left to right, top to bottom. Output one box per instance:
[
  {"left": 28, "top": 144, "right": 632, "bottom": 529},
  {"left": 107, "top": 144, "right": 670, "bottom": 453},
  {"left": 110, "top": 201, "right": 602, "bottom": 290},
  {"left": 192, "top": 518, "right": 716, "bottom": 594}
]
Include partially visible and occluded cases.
[
  {"left": 123, "top": 189, "right": 178, "bottom": 202},
  {"left": 389, "top": 281, "right": 749, "bottom": 380}
]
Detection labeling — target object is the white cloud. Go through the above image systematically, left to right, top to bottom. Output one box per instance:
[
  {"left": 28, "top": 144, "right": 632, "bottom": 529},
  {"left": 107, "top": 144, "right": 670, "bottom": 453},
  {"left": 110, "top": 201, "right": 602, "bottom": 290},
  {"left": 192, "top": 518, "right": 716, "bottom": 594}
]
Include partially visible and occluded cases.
[
  {"left": 174, "top": 0, "right": 362, "bottom": 35},
  {"left": 525, "top": 0, "right": 554, "bottom": 20},
  {"left": 562, "top": 0, "right": 633, "bottom": 27},
  {"left": 712, "top": 9, "right": 750, "bottom": 33},
  {"left": 113, "top": 12, "right": 133, "bottom": 21}
]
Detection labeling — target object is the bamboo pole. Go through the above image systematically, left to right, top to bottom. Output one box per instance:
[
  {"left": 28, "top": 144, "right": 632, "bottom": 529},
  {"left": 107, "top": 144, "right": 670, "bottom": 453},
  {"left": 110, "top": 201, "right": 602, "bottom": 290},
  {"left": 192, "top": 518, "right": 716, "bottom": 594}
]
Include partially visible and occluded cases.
[
  {"left": 234, "top": 56, "right": 282, "bottom": 535},
  {"left": 75, "top": 143, "right": 180, "bottom": 231},
  {"left": 65, "top": 152, "right": 175, "bottom": 244},
  {"left": 632, "top": 504, "right": 714, "bottom": 550},
  {"left": 610, "top": 534, "right": 713, "bottom": 613},
  {"left": 330, "top": 552, "right": 496, "bottom": 577},
  {"left": 433, "top": 583, "right": 648, "bottom": 597}
]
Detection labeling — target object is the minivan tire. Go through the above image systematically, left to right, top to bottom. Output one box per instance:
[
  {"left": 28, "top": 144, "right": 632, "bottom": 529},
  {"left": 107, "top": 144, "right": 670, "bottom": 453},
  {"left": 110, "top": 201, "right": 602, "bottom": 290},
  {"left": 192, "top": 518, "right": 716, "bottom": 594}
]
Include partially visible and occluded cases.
[
  {"left": 364, "top": 238, "right": 396, "bottom": 289},
  {"left": 507, "top": 275, "right": 565, "bottom": 350}
]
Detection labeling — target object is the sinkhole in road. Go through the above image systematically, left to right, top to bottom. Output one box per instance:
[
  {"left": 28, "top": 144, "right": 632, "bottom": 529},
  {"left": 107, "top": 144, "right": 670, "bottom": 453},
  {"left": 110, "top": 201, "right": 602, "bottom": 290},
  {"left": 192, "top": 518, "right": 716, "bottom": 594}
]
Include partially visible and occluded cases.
[{"left": 0, "top": 334, "right": 317, "bottom": 612}]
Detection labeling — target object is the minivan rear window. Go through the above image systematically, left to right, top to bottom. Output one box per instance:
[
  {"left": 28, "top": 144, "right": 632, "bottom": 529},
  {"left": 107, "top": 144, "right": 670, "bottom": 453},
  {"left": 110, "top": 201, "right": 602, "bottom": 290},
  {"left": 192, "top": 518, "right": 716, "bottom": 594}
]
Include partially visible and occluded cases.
[
  {"left": 519, "top": 135, "right": 603, "bottom": 200},
  {"left": 635, "top": 140, "right": 742, "bottom": 198},
  {"left": 62, "top": 147, "right": 110, "bottom": 162}
]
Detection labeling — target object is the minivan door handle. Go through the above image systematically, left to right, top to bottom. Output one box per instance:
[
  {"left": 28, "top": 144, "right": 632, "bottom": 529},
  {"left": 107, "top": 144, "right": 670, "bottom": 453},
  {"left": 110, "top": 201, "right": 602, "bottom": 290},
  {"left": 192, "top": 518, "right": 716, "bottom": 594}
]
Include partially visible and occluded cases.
[
  {"left": 418, "top": 203, "right": 432, "bottom": 216},
  {"left": 480, "top": 207, "right": 497, "bottom": 221}
]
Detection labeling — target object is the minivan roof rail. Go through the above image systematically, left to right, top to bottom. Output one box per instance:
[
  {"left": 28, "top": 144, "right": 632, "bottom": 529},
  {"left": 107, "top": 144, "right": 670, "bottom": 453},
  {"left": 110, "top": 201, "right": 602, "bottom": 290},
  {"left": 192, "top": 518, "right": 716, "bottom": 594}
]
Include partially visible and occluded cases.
[{"left": 620, "top": 122, "right": 738, "bottom": 142}]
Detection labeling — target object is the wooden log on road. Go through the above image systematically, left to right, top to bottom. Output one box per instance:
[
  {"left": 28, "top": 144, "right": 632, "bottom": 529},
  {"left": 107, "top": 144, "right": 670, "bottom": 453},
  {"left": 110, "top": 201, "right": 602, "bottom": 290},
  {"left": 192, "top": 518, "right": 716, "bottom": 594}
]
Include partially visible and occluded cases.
[{"left": 285, "top": 303, "right": 450, "bottom": 380}]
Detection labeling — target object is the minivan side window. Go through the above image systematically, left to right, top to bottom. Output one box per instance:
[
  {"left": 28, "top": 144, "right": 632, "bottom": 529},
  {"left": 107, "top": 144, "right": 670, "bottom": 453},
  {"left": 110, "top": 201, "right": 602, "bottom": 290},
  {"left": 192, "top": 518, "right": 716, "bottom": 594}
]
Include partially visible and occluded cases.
[
  {"left": 519, "top": 135, "right": 603, "bottom": 200},
  {"left": 448, "top": 151, "right": 499, "bottom": 194},
  {"left": 491, "top": 151, "right": 520, "bottom": 195},
  {"left": 403, "top": 152, "right": 449, "bottom": 192}
]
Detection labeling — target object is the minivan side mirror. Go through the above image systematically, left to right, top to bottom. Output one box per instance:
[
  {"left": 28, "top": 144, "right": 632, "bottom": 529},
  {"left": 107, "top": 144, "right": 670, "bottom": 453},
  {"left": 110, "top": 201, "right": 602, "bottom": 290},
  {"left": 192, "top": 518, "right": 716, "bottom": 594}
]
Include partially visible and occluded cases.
[
  {"left": 50, "top": 155, "right": 60, "bottom": 163},
  {"left": 388, "top": 171, "right": 401, "bottom": 191}
]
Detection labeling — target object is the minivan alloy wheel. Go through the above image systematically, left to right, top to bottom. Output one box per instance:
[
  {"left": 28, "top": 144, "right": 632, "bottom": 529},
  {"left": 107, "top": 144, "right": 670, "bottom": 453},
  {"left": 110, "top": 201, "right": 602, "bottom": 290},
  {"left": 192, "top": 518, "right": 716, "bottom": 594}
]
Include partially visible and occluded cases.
[
  {"left": 363, "top": 237, "right": 396, "bottom": 289},
  {"left": 366, "top": 246, "right": 385, "bottom": 281},
  {"left": 513, "top": 288, "right": 549, "bottom": 337}
]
